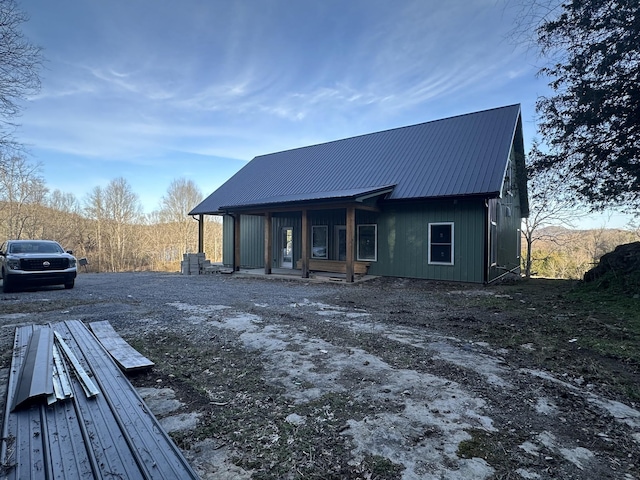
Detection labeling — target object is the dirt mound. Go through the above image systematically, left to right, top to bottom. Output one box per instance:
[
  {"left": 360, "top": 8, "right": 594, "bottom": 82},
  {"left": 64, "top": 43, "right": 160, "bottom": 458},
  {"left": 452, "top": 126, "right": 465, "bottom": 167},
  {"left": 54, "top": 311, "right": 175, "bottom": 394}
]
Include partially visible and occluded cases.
[{"left": 584, "top": 241, "right": 640, "bottom": 287}]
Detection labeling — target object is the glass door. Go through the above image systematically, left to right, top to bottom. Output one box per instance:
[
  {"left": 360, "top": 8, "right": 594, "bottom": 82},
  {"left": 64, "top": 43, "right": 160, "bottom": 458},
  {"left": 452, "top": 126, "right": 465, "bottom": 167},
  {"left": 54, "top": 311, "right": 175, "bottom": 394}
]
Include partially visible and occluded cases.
[{"left": 281, "top": 227, "right": 293, "bottom": 268}]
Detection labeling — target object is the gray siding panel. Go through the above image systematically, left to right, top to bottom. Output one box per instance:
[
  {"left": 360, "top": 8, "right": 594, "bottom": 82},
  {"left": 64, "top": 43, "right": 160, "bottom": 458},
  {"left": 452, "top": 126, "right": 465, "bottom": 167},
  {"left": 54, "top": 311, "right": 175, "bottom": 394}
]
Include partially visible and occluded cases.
[
  {"left": 488, "top": 145, "right": 523, "bottom": 281},
  {"left": 222, "top": 214, "right": 265, "bottom": 268},
  {"left": 223, "top": 214, "right": 234, "bottom": 267},
  {"left": 240, "top": 215, "right": 265, "bottom": 268},
  {"left": 1, "top": 321, "right": 198, "bottom": 480}
]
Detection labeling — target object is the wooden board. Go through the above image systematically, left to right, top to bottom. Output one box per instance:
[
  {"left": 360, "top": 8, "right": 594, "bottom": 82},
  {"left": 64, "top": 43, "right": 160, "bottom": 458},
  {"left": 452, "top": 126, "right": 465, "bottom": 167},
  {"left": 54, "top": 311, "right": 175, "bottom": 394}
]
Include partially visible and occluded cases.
[
  {"left": 296, "top": 259, "right": 370, "bottom": 275},
  {"left": 89, "top": 321, "right": 154, "bottom": 372}
]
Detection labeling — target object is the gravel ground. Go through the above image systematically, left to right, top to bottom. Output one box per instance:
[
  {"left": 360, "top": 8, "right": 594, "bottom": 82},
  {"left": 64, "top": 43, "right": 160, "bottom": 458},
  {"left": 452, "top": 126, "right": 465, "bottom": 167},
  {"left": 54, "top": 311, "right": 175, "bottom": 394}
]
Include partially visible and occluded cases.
[{"left": 1, "top": 272, "right": 639, "bottom": 480}]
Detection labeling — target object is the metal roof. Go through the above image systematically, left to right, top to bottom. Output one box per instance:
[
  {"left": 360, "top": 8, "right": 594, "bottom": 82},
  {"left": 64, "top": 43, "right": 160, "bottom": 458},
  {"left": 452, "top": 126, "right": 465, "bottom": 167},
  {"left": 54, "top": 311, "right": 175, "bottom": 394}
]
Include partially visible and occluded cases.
[{"left": 190, "top": 104, "right": 523, "bottom": 215}]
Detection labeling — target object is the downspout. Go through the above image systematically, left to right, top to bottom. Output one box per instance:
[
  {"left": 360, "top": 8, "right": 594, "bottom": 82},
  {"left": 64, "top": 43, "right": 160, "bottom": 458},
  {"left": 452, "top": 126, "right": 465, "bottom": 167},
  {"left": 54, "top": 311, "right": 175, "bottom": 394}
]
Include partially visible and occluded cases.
[
  {"left": 233, "top": 213, "right": 241, "bottom": 271},
  {"left": 197, "top": 214, "right": 204, "bottom": 253}
]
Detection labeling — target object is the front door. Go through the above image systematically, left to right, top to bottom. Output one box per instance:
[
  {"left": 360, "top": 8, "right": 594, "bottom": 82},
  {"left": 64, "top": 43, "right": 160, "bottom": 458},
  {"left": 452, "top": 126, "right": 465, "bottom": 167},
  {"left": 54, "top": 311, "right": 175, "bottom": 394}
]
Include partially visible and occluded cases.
[{"left": 281, "top": 227, "right": 293, "bottom": 268}]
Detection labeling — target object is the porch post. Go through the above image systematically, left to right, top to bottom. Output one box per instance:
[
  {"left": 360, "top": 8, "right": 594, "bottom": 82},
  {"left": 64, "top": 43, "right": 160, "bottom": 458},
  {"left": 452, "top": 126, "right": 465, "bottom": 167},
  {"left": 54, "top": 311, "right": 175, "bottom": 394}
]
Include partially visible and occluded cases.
[
  {"left": 346, "top": 206, "right": 355, "bottom": 283},
  {"left": 301, "top": 209, "right": 309, "bottom": 278},
  {"left": 264, "top": 212, "right": 272, "bottom": 275},
  {"left": 197, "top": 214, "right": 204, "bottom": 253},
  {"left": 233, "top": 214, "right": 241, "bottom": 271}
]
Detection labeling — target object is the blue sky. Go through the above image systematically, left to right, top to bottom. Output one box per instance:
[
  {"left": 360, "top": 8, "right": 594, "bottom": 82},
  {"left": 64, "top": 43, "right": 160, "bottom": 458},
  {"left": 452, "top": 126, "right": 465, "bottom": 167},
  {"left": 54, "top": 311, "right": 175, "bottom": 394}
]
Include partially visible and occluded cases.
[{"left": 16, "top": 0, "right": 633, "bottom": 228}]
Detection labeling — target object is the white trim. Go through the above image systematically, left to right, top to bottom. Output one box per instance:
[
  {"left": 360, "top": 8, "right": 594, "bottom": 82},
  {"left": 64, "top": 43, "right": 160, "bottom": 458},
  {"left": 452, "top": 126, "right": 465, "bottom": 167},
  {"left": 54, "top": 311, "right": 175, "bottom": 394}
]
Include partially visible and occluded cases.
[
  {"left": 428, "top": 222, "right": 454, "bottom": 265},
  {"left": 357, "top": 224, "right": 377, "bottom": 262},
  {"left": 280, "top": 227, "right": 293, "bottom": 268}
]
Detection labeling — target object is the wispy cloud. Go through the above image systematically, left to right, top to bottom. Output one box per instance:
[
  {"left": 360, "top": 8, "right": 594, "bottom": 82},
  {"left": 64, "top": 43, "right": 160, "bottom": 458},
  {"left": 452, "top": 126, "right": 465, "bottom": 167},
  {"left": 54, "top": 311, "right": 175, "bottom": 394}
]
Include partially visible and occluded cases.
[{"left": 20, "top": 0, "right": 544, "bottom": 212}]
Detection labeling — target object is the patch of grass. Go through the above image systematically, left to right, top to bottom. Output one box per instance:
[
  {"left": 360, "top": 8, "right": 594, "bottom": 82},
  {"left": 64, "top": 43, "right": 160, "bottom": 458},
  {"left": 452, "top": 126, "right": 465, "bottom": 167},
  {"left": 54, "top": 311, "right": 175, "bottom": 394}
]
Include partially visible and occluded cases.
[
  {"left": 580, "top": 270, "right": 640, "bottom": 296},
  {"left": 456, "top": 278, "right": 640, "bottom": 401},
  {"left": 566, "top": 279, "right": 640, "bottom": 364},
  {"left": 457, "top": 428, "right": 528, "bottom": 475},
  {"left": 457, "top": 429, "right": 495, "bottom": 460},
  {"left": 360, "top": 454, "right": 405, "bottom": 479}
]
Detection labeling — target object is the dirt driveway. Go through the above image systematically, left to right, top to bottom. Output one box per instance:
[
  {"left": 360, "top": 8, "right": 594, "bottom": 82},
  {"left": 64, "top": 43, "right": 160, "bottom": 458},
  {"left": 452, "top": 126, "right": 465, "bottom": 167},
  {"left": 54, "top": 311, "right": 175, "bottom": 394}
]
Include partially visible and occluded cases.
[{"left": 1, "top": 272, "right": 638, "bottom": 479}]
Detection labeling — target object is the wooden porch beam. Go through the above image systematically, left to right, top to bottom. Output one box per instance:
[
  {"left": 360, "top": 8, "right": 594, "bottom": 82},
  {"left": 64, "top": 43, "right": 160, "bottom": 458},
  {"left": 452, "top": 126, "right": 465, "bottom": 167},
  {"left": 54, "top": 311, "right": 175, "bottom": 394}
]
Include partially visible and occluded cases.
[
  {"left": 228, "top": 201, "right": 380, "bottom": 216},
  {"left": 346, "top": 206, "right": 355, "bottom": 283},
  {"left": 301, "top": 209, "right": 309, "bottom": 278},
  {"left": 264, "top": 212, "right": 272, "bottom": 275},
  {"left": 233, "top": 214, "right": 241, "bottom": 271}
]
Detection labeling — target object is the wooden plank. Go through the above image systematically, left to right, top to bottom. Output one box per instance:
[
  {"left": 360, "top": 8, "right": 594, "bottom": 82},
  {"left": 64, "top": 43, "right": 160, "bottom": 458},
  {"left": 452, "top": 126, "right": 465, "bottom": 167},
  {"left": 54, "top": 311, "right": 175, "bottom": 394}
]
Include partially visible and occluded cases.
[
  {"left": 346, "top": 206, "right": 355, "bottom": 283},
  {"left": 264, "top": 212, "right": 272, "bottom": 275},
  {"left": 296, "top": 259, "right": 370, "bottom": 275},
  {"left": 89, "top": 321, "right": 154, "bottom": 372}
]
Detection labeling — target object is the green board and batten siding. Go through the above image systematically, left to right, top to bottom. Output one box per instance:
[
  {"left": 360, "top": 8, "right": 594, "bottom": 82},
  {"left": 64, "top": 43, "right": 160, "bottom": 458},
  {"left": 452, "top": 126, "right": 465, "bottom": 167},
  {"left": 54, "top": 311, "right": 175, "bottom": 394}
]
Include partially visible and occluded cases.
[
  {"left": 223, "top": 199, "right": 490, "bottom": 283},
  {"left": 372, "top": 199, "right": 486, "bottom": 283},
  {"left": 223, "top": 214, "right": 265, "bottom": 269}
]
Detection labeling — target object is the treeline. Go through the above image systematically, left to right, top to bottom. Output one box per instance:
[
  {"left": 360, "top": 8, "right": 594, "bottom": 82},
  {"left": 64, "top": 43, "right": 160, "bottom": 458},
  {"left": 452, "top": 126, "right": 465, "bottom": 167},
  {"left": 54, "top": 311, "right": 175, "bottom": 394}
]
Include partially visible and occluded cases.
[
  {"left": 4, "top": 153, "right": 637, "bottom": 279},
  {"left": 0, "top": 154, "right": 222, "bottom": 272},
  {"left": 524, "top": 226, "right": 638, "bottom": 280}
]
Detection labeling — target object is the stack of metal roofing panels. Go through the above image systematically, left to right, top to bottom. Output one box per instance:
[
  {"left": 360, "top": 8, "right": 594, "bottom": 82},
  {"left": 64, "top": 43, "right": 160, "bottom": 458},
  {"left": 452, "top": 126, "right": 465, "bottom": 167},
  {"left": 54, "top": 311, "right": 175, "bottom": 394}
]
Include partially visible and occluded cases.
[{"left": 0, "top": 320, "right": 199, "bottom": 479}]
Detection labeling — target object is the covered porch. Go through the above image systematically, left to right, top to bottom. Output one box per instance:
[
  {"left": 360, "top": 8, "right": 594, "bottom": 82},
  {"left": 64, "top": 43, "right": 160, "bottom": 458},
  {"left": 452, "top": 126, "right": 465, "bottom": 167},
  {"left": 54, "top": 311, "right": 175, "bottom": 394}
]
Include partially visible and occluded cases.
[{"left": 194, "top": 186, "right": 393, "bottom": 283}]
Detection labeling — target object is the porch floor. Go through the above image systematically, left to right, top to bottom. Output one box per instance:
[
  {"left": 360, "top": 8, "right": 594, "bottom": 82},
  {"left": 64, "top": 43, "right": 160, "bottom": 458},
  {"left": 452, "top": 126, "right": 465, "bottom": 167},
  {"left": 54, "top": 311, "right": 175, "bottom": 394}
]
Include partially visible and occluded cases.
[{"left": 235, "top": 268, "right": 377, "bottom": 284}]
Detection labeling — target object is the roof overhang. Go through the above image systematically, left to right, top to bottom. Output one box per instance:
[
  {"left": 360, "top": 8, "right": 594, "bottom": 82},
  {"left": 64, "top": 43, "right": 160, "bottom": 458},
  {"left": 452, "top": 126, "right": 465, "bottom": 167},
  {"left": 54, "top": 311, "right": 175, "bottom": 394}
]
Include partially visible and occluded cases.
[{"left": 216, "top": 185, "right": 396, "bottom": 214}]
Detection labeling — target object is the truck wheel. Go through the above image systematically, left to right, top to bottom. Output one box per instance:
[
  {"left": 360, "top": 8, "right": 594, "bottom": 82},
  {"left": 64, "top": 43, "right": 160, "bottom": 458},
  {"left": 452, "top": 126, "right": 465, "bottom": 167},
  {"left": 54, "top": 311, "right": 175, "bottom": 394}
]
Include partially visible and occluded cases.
[{"left": 2, "top": 271, "right": 12, "bottom": 293}]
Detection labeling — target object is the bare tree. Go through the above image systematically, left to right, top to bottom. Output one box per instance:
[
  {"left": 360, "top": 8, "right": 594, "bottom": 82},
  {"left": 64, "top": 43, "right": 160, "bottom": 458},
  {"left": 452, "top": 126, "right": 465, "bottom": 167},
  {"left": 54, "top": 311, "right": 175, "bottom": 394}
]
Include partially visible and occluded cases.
[
  {"left": 0, "top": 0, "right": 42, "bottom": 152},
  {"left": 522, "top": 143, "right": 584, "bottom": 278},
  {"left": 0, "top": 153, "right": 47, "bottom": 238},
  {"left": 102, "top": 177, "right": 142, "bottom": 271},
  {"left": 158, "top": 178, "right": 203, "bottom": 255},
  {"left": 84, "top": 186, "right": 106, "bottom": 272},
  {"left": 40, "top": 189, "right": 86, "bottom": 251},
  {"left": 204, "top": 216, "right": 223, "bottom": 262}
]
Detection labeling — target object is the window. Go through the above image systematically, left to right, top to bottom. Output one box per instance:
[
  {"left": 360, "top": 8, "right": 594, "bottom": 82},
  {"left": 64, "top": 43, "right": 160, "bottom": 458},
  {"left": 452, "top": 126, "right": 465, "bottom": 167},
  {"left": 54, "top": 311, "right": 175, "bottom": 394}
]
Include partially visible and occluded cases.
[
  {"left": 429, "top": 223, "right": 454, "bottom": 265},
  {"left": 357, "top": 224, "right": 377, "bottom": 261},
  {"left": 311, "top": 225, "right": 328, "bottom": 259}
]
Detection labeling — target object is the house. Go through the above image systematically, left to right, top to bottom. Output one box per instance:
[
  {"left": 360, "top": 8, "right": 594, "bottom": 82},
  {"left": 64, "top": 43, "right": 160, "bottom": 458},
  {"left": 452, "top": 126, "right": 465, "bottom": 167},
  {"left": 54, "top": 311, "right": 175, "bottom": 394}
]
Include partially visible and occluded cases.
[{"left": 189, "top": 104, "right": 529, "bottom": 283}]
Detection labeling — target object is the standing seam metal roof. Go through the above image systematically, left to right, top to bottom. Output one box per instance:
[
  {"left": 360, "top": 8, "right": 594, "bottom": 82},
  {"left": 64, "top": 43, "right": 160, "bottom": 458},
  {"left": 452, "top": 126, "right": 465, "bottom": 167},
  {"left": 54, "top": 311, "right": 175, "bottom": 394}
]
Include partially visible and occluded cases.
[
  {"left": 190, "top": 104, "right": 522, "bottom": 215},
  {"left": 1, "top": 321, "right": 199, "bottom": 479}
]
